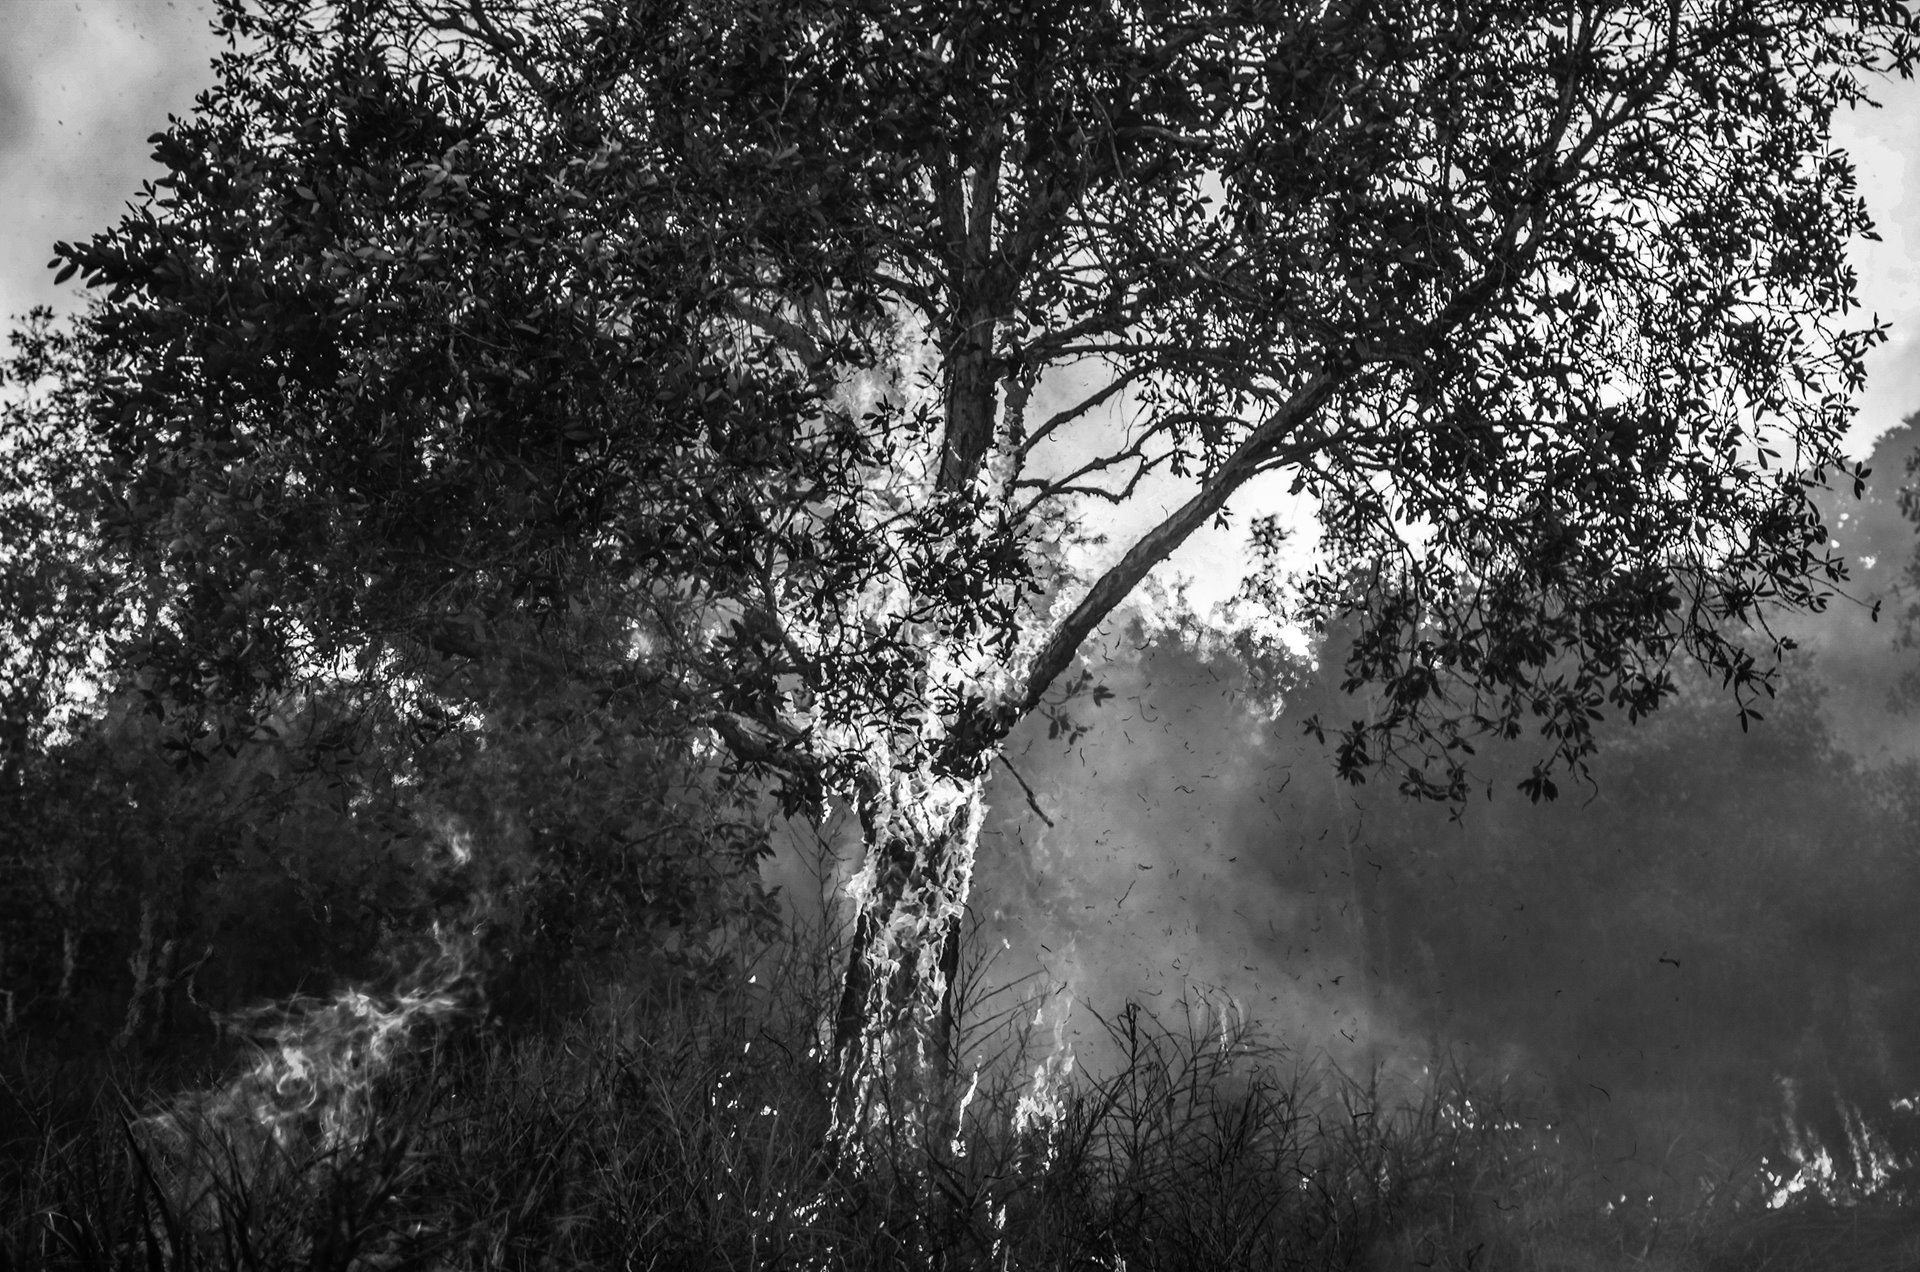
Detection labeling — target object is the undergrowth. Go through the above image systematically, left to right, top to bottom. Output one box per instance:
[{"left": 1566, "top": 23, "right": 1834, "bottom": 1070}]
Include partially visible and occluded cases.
[{"left": 0, "top": 932, "right": 1914, "bottom": 1271}]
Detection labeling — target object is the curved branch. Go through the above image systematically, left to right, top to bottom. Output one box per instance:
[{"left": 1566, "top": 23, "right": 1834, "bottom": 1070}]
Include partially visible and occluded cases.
[{"left": 1012, "top": 370, "right": 1342, "bottom": 722}]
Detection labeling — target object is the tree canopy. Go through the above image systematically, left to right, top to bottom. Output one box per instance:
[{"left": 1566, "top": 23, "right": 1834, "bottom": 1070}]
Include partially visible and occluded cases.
[{"left": 9, "top": 0, "right": 1912, "bottom": 1095}]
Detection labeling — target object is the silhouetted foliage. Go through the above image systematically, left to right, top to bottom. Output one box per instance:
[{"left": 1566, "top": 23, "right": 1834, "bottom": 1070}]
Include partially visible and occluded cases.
[{"left": 7, "top": 0, "right": 1913, "bottom": 1071}]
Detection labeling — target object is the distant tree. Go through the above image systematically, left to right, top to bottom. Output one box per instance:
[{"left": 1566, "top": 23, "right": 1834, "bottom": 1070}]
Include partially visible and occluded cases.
[
  {"left": 22, "top": 0, "right": 1911, "bottom": 1112},
  {"left": 0, "top": 314, "right": 118, "bottom": 770},
  {"left": 1348, "top": 657, "right": 1920, "bottom": 1201}
]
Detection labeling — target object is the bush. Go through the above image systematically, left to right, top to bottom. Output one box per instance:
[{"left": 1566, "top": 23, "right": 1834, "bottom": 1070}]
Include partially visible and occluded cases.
[{"left": 0, "top": 921, "right": 1907, "bottom": 1271}]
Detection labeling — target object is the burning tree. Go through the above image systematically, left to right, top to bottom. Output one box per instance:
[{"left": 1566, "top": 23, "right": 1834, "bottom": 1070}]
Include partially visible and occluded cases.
[{"left": 15, "top": 0, "right": 1912, "bottom": 1119}]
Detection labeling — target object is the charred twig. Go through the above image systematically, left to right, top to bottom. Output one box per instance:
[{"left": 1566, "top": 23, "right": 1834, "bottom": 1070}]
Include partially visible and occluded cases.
[{"left": 995, "top": 752, "right": 1054, "bottom": 827}]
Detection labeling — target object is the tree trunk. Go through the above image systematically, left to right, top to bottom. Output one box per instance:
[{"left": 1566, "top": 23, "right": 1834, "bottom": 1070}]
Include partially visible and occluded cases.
[
  {"left": 938, "top": 326, "right": 1001, "bottom": 492},
  {"left": 830, "top": 763, "right": 985, "bottom": 1131},
  {"left": 1344, "top": 810, "right": 1389, "bottom": 1070},
  {"left": 113, "top": 895, "right": 160, "bottom": 1052},
  {"left": 114, "top": 895, "right": 182, "bottom": 1054},
  {"left": 56, "top": 926, "right": 77, "bottom": 1004}
]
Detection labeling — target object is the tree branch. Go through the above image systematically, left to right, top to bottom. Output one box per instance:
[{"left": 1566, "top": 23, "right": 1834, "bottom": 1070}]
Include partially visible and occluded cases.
[
  {"left": 731, "top": 298, "right": 826, "bottom": 371},
  {"left": 1019, "top": 368, "right": 1143, "bottom": 457},
  {"left": 1012, "top": 371, "right": 1341, "bottom": 722},
  {"left": 1014, "top": 441, "right": 1172, "bottom": 518},
  {"left": 710, "top": 710, "right": 818, "bottom": 779},
  {"left": 995, "top": 752, "right": 1055, "bottom": 827}
]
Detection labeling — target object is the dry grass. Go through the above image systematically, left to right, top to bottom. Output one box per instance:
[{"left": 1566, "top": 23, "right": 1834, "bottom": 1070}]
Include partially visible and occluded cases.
[{"left": 0, "top": 940, "right": 1908, "bottom": 1271}]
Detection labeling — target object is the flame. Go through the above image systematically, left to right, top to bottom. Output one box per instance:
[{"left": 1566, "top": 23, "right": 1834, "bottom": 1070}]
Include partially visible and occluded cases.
[
  {"left": 1010, "top": 997, "right": 1077, "bottom": 1166},
  {"left": 951, "top": 1066, "right": 981, "bottom": 1158},
  {"left": 1763, "top": 1076, "right": 1913, "bottom": 1209}
]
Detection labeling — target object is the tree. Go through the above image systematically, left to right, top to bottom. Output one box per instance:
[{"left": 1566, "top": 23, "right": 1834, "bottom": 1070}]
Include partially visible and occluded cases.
[
  {"left": 25, "top": 0, "right": 1911, "bottom": 1117},
  {"left": 0, "top": 313, "right": 120, "bottom": 771},
  {"left": 1345, "top": 655, "right": 1920, "bottom": 1198}
]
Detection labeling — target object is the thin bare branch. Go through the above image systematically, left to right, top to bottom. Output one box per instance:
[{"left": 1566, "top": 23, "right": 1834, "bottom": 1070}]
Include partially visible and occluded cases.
[
  {"left": 1019, "top": 368, "right": 1143, "bottom": 457},
  {"left": 1014, "top": 443, "right": 1173, "bottom": 519},
  {"left": 995, "top": 753, "right": 1055, "bottom": 827}
]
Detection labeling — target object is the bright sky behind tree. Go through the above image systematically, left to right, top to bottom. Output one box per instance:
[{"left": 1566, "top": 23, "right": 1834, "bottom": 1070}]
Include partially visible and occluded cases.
[{"left": 5, "top": 0, "right": 1920, "bottom": 618}]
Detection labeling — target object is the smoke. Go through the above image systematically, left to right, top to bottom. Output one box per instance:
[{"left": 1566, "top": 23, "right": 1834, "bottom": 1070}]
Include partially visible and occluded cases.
[
  {"left": 742, "top": 412, "right": 1920, "bottom": 1225},
  {"left": 1784, "top": 417, "right": 1920, "bottom": 763},
  {"left": 938, "top": 429, "right": 1920, "bottom": 1205},
  {"left": 967, "top": 628, "right": 1414, "bottom": 1082},
  {"left": 126, "top": 819, "right": 488, "bottom": 1236},
  {"left": 129, "top": 926, "right": 474, "bottom": 1238}
]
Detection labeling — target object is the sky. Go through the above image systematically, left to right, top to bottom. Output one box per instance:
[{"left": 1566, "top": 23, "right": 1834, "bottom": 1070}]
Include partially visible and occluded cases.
[
  {"left": 10, "top": 0, "right": 1920, "bottom": 736},
  {"left": 45, "top": 0, "right": 1901, "bottom": 676},
  {"left": 0, "top": 1, "right": 215, "bottom": 326},
  {"left": 6, "top": 2, "right": 1920, "bottom": 437},
  {"left": 7, "top": 2, "right": 1920, "bottom": 712},
  {"left": 5, "top": 3, "right": 1919, "bottom": 480},
  {"left": 9, "top": 14, "right": 1920, "bottom": 767}
]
